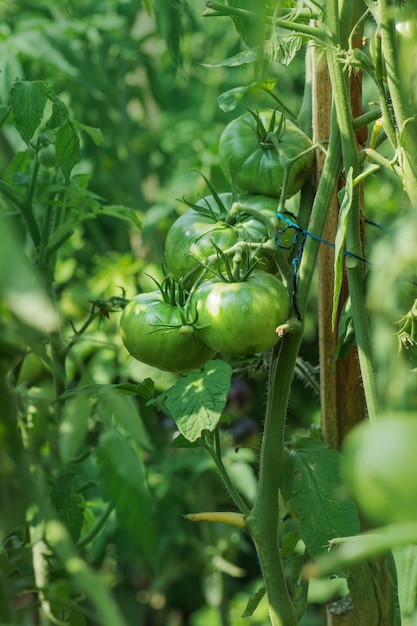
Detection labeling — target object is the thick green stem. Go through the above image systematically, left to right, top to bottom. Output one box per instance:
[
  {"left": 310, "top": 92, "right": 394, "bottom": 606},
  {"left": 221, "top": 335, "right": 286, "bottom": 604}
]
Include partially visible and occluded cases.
[
  {"left": 378, "top": 0, "right": 417, "bottom": 205},
  {"left": 325, "top": 2, "right": 380, "bottom": 421},
  {"left": 247, "top": 334, "right": 302, "bottom": 626}
]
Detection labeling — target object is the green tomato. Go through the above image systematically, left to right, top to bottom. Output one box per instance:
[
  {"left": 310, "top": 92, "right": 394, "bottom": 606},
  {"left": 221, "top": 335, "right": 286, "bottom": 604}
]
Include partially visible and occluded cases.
[
  {"left": 218, "top": 109, "right": 314, "bottom": 199},
  {"left": 38, "top": 144, "right": 58, "bottom": 168},
  {"left": 165, "top": 192, "right": 295, "bottom": 285},
  {"left": 191, "top": 270, "right": 290, "bottom": 357},
  {"left": 119, "top": 291, "right": 215, "bottom": 373},
  {"left": 342, "top": 413, "right": 417, "bottom": 525}
]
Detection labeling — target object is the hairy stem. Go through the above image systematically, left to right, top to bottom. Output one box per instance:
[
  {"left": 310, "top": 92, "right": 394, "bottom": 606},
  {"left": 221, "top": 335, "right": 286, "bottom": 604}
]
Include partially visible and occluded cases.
[{"left": 247, "top": 334, "right": 302, "bottom": 626}]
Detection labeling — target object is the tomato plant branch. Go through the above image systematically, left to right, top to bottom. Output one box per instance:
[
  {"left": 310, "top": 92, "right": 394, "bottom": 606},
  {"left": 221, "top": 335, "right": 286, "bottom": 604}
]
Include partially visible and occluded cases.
[
  {"left": 203, "top": 1, "right": 324, "bottom": 42},
  {"left": 247, "top": 335, "right": 301, "bottom": 626},
  {"left": 200, "top": 431, "right": 251, "bottom": 517}
]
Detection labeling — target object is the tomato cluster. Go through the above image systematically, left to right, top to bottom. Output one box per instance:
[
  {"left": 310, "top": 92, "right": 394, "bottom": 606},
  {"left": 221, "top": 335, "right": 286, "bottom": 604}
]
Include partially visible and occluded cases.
[{"left": 120, "top": 110, "right": 314, "bottom": 373}]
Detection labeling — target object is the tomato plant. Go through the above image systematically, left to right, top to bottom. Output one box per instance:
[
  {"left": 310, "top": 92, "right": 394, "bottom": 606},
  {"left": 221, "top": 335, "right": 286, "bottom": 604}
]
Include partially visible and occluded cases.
[
  {"left": 218, "top": 109, "right": 314, "bottom": 199},
  {"left": 191, "top": 270, "right": 290, "bottom": 357},
  {"left": 120, "top": 289, "right": 215, "bottom": 373}
]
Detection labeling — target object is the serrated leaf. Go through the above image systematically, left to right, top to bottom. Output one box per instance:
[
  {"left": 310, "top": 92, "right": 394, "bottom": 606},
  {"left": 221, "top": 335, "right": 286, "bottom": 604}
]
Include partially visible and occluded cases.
[
  {"left": 217, "top": 78, "right": 277, "bottom": 112},
  {"left": 9, "top": 80, "right": 47, "bottom": 144},
  {"left": 45, "top": 91, "right": 70, "bottom": 130},
  {"left": 55, "top": 119, "right": 81, "bottom": 182},
  {"left": 332, "top": 168, "right": 353, "bottom": 330},
  {"left": 158, "top": 360, "right": 232, "bottom": 442},
  {"left": 97, "top": 431, "right": 157, "bottom": 568},
  {"left": 281, "top": 437, "right": 360, "bottom": 558},
  {"left": 241, "top": 586, "right": 266, "bottom": 617}
]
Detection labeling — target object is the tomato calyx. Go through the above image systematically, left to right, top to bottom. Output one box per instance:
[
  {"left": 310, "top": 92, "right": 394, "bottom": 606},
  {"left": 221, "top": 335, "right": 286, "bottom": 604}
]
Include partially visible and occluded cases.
[
  {"left": 247, "top": 108, "right": 286, "bottom": 151},
  {"left": 205, "top": 240, "right": 263, "bottom": 284},
  {"left": 145, "top": 272, "right": 204, "bottom": 333}
]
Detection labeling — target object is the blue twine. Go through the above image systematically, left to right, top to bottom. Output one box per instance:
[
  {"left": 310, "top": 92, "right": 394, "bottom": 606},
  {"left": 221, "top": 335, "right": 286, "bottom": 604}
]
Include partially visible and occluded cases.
[{"left": 276, "top": 211, "right": 369, "bottom": 319}]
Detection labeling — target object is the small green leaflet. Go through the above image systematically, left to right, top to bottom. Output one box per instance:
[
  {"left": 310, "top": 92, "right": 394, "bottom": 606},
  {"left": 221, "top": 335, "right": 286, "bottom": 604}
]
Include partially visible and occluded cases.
[
  {"left": 55, "top": 120, "right": 81, "bottom": 183},
  {"left": 332, "top": 167, "right": 353, "bottom": 331},
  {"left": 156, "top": 360, "right": 232, "bottom": 442},
  {"left": 281, "top": 437, "right": 360, "bottom": 558}
]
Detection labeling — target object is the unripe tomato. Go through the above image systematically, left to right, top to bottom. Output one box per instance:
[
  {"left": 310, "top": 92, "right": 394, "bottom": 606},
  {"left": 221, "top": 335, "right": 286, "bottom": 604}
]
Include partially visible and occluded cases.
[
  {"left": 218, "top": 110, "right": 314, "bottom": 199},
  {"left": 38, "top": 144, "right": 58, "bottom": 168},
  {"left": 165, "top": 192, "right": 295, "bottom": 286},
  {"left": 191, "top": 270, "right": 290, "bottom": 357},
  {"left": 120, "top": 291, "right": 215, "bottom": 373},
  {"left": 342, "top": 413, "right": 417, "bottom": 525}
]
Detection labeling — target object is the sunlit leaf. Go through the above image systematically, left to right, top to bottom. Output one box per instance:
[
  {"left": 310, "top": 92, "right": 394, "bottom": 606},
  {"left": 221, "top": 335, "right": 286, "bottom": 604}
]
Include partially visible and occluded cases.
[{"left": 157, "top": 360, "right": 232, "bottom": 442}]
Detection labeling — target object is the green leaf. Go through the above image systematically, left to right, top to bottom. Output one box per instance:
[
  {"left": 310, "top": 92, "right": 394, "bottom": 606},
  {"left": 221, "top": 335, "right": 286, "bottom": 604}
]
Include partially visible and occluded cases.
[
  {"left": 154, "top": 0, "right": 182, "bottom": 63},
  {"left": 201, "top": 46, "right": 262, "bottom": 68},
  {"left": 217, "top": 79, "right": 277, "bottom": 112},
  {"left": 9, "top": 80, "right": 48, "bottom": 144},
  {"left": 46, "top": 91, "right": 70, "bottom": 129},
  {"left": 55, "top": 119, "right": 81, "bottom": 182},
  {"left": 75, "top": 122, "right": 107, "bottom": 146},
  {"left": 332, "top": 168, "right": 353, "bottom": 330},
  {"left": 99, "top": 205, "right": 142, "bottom": 230},
  {"left": 157, "top": 360, "right": 232, "bottom": 442},
  {"left": 97, "top": 431, "right": 157, "bottom": 569},
  {"left": 281, "top": 437, "right": 360, "bottom": 558},
  {"left": 51, "top": 474, "right": 86, "bottom": 542},
  {"left": 241, "top": 586, "right": 266, "bottom": 618}
]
